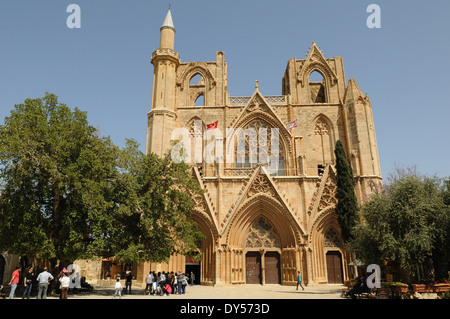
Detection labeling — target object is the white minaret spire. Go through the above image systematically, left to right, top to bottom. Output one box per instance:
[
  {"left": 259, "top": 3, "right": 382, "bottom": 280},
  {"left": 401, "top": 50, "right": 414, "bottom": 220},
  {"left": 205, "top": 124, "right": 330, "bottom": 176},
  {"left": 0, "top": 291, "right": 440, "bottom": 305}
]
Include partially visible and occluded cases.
[{"left": 161, "top": 5, "right": 175, "bottom": 30}]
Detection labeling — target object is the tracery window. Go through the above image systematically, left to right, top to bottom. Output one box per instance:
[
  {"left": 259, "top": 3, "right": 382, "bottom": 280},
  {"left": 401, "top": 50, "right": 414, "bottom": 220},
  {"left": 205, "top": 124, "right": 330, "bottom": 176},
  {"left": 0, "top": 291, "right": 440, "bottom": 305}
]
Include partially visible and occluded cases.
[
  {"left": 313, "top": 117, "right": 333, "bottom": 166},
  {"left": 188, "top": 119, "right": 204, "bottom": 165},
  {"left": 234, "top": 120, "right": 285, "bottom": 176},
  {"left": 245, "top": 217, "right": 281, "bottom": 249},
  {"left": 324, "top": 227, "right": 341, "bottom": 248}
]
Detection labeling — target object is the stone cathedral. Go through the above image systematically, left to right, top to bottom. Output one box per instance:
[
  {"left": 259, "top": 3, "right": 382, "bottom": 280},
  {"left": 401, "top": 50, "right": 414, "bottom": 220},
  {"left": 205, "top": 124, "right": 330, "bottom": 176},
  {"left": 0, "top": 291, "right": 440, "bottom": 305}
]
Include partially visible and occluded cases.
[{"left": 143, "top": 8, "right": 382, "bottom": 286}]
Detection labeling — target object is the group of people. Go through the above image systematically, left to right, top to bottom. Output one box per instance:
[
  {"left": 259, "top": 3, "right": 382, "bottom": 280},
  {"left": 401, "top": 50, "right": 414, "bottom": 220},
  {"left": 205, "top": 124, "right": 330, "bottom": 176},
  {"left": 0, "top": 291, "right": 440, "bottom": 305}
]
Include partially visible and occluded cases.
[
  {"left": 6, "top": 266, "right": 73, "bottom": 299},
  {"left": 113, "top": 270, "right": 195, "bottom": 298}
]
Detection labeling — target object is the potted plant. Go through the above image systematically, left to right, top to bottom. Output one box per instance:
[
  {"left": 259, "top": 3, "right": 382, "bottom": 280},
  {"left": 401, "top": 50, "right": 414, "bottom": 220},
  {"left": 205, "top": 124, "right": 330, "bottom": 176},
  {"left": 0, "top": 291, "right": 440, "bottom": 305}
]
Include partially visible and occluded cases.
[
  {"left": 433, "top": 280, "right": 450, "bottom": 293},
  {"left": 386, "top": 282, "right": 409, "bottom": 293},
  {"left": 412, "top": 284, "right": 426, "bottom": 293}
]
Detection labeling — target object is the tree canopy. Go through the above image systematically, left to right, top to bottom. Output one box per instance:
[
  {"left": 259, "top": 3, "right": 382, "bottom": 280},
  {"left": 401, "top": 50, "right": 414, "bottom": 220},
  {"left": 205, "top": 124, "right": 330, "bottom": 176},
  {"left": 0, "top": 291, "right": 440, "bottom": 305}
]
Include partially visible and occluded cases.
[
  {"left": 0, "top": 93, "right": 204, "bottom": 266},
  {"left": 334, "top": 140, "right": 359, "bottom": 243},
  {"left": 350, "top": 167, "right": 450, "bottom": 281}
]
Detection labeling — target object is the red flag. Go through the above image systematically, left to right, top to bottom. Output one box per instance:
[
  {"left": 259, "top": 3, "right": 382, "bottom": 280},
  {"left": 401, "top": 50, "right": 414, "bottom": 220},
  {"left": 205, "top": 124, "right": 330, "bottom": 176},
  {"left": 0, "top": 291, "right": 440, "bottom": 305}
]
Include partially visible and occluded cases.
[
  {"left": 286, "top": 119, "right": 297, "bottom": 131},
  {"left": 207, "top": 120, "right": 218, "bottom": 130}
]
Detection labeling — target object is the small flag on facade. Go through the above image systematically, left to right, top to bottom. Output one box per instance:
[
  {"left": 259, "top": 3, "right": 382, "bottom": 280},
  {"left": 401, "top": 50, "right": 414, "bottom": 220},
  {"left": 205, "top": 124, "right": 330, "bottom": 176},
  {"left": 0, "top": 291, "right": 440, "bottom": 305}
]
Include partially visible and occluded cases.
[
  {"left": 286, "top": 119, "right": 297, "bottom": 131},
  {"left": 207, "top": 120, "right": 218, "bottom": 130}
]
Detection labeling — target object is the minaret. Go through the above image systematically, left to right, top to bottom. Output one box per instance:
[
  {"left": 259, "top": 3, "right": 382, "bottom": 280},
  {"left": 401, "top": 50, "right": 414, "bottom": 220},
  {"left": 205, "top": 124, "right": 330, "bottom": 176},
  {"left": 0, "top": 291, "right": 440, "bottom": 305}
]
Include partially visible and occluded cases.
[
  {"left": 146, "top": 7, "right": 180, "bottom": 157},
  {"left": 160, "top": 7, "right": 175, "bottom": 49}
]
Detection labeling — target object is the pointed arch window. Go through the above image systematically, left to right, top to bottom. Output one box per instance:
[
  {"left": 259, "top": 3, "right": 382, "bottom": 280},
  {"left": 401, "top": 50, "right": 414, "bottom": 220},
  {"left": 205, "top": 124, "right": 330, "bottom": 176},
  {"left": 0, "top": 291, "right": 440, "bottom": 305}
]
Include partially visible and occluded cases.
[
  {"left": 309, "top": 70, "right": 326, "bottom": 103},
  {"left": 188, "top": 73, "right": 206, "bottom": 106},
  {"left": 190, "top": 73, "right": 203, "bottom": 85},
  {"left": 195, "top": 94, "right": 204, "bottom": 106},
  {"left": 314, "top": 117, "right": 333, "bottom": 166},
  {"left": 188, "top": 118, "right": 205, "bottom": 166},
  {"left": 234, "top": 120, "right": 285, "bottom": 176}
]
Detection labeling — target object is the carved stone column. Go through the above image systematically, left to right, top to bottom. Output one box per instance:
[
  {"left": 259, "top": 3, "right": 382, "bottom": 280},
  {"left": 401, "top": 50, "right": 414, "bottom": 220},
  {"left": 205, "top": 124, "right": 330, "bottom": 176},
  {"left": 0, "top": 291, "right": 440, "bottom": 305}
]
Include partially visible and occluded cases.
[
  {"left": 306, "top": 246, "right": 315, "bottom": 285},
  {"left": 214, "top": 247, "right": 223, "bottom": 286},
  {"left": 260, "top": 248, "right": 266, "bottom": 285}
]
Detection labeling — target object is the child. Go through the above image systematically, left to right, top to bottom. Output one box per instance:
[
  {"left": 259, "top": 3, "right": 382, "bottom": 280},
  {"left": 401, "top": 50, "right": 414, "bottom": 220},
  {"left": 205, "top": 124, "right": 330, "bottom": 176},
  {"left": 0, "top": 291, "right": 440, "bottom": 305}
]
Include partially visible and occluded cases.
[{"left": 114, "top": 279, "right": 122, "bottom": 299}]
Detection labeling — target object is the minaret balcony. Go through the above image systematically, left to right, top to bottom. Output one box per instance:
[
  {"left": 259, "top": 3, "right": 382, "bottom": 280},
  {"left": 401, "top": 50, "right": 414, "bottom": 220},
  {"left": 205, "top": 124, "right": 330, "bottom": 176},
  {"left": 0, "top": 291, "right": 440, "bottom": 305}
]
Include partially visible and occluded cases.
[{"left": 151, "top": 48, "right": 179, "bottom": 61}]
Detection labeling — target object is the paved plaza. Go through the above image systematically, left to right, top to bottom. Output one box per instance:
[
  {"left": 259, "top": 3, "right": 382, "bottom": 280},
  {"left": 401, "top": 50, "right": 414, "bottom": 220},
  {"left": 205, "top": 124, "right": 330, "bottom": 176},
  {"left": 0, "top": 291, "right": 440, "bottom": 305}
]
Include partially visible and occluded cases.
[{"left": 24, "top": 283, "right": 346, "bottom": 300}]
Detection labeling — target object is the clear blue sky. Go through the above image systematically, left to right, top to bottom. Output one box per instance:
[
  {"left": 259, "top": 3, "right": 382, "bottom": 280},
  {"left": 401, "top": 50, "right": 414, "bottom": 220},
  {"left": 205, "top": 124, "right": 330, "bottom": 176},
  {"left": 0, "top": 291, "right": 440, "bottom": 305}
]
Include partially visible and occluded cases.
[{"left": 1, "top": 0, "right": 449, "bottom": 178}]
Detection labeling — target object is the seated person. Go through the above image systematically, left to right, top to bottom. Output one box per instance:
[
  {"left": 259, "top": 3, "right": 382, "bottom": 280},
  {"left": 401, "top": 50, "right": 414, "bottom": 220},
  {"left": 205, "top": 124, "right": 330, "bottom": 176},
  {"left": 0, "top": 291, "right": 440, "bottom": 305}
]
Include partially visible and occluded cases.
[
  {"left": 345, "top": 276, "right": 369, "bottom": 299},
  {"left": 164, "top": 283, "right": 172, "bottom": 295}
]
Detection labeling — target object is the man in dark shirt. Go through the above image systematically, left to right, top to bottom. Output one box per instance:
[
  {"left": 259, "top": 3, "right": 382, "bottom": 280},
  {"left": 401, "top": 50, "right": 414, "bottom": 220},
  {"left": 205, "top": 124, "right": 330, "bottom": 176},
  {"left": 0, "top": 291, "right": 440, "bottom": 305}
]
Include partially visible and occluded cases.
[
  {"left": 22, "top": 266, "right": 35, "bottom": 299},
  {"left": 125, "top": 271, "right": 133, "bottom": 295}
]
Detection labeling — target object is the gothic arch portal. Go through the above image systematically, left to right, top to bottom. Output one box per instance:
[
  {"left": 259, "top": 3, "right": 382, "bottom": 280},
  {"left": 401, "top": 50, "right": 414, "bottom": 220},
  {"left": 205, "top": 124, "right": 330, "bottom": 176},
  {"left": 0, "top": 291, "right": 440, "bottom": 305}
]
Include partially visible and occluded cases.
[
  {"left": 225, "top": 193, "right": 298, "bottom": 249},
  {"left": 221, "top": 194, "right": 301, "bottom": 285},
  {"left": 308, "top": 206, "right": 349, "bottom": 284},
  {"left": 191, "top": 211, "right": 217, "bottom": 285}
]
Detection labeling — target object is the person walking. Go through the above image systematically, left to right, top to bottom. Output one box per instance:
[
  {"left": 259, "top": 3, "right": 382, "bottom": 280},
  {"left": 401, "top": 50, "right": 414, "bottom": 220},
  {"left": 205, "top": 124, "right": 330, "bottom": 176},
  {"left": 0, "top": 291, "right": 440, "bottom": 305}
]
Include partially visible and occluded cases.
[
  {"left": 8, "top": 266, "right": 21, "bottom": 299},
  {"left": 22, "top": 266, "right": 35, "bottom": 299},
  {"left": 36, "top": 267, "right": 54, "bottom": 299},
  {"left": 296, "top": 271, "right": 305, "bottom": 291},
  {"left": 59, "top": 272, "right": 70, "bottom": 299}
]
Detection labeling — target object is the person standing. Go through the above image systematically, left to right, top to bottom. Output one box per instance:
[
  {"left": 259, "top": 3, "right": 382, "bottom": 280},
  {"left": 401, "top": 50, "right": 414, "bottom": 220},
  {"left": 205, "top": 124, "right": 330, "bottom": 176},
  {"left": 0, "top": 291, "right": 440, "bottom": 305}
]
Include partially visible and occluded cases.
[
  {"left": 8, "top": 266, "right": 21, "bottom": 299},
  {"left": 22, "top": 266, "right": 35, "bottom": 299},
  {"left": 36, "top": 267, "right": 54, "bottom": 299},
  {"left": 57, "top": 267, "right": 68, "bottom": 295},
  {"left": 177, "top": 270, "right": 183, "bottom": 295},
  {"left": 125, "top": 271, "right": 133, "bottom": 295},
  {"left": 145, "top": 271, "right": 154, "bottom": 294},
  {"left": 169, "top": 271, "right": 175, "bottom": 294},
  {"left": 190, "top": 271, "right": 195, "bottom": 286},
  {"left": 296, "top": 271, "right": 305, "bottom": 291},
  {"left": 59, "top": 272, "right": 70, "bottom": 299},
  {"left": 181, "top": 273, "right": 187, "bottom": 294},
  {"left": 113, "top": 279, "right": 122, "bottom": 299}
]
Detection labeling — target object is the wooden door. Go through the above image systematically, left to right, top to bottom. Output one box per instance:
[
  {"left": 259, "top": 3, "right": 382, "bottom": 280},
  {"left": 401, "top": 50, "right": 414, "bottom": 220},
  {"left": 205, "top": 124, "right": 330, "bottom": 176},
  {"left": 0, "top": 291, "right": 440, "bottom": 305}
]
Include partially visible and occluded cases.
[
  {"left": 326, "top": 251, "right": 343, "bottom": 284},
  {"left": 246, "top": 252, "right": 261, "bottom": 284},
  {"left": 264, "top": 252, "right": 281, "bottom": 284}
]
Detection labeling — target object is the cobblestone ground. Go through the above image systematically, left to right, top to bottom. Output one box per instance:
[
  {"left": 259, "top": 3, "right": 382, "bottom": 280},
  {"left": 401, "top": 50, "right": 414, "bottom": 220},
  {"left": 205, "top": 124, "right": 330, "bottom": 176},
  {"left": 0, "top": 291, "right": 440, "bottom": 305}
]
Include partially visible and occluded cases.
[{"left": 26, "top": 283, "right": 346, "bottom": 300}]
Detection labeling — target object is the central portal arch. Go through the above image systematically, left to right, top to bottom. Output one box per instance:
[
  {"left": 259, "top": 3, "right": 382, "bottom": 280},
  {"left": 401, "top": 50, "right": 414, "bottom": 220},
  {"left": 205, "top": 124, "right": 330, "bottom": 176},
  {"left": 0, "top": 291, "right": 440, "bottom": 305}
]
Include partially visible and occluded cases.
[
  {"left": 224, "top": 194, "right": 301, "bottom": 285},
  {"left": 244, "top": 217, "right": 281, "bottom": 284}
]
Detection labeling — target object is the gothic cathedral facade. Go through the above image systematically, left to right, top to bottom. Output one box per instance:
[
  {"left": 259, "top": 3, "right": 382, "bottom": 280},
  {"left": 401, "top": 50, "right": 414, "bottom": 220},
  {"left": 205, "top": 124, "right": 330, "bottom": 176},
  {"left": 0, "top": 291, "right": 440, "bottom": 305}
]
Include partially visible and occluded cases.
[{"left": 145, "top": 9, "right": 382, "bottom": 286}]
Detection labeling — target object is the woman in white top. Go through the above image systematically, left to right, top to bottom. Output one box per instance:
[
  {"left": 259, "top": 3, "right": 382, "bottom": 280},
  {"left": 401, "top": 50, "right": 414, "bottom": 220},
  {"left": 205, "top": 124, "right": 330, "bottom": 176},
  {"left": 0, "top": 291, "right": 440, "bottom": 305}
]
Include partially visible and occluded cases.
[{"left": 59, "top": 272, "right": 71, "bottom": 299}]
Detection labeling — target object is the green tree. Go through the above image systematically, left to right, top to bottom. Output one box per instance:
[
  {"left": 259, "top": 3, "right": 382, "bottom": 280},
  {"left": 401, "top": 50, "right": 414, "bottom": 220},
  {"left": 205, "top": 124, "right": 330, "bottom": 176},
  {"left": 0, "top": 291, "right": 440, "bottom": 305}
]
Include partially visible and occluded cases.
[
  {"left": 0, "top": 93, "right": 120, "bottom": 265},
  {"left": 0, "top": 93, "right": 205, "bottom": 268},
  {"left": 104, "top": 139, "right": 205, "bottom": 263},
  {"left": 334, "top": 140, "right": 359, "bottom": 243},
  {"left": 351, "top": 167, "right": 450, "bottom": 281},
  {"left": 432, "top": 177, "right": 450, "bottom": 280}
]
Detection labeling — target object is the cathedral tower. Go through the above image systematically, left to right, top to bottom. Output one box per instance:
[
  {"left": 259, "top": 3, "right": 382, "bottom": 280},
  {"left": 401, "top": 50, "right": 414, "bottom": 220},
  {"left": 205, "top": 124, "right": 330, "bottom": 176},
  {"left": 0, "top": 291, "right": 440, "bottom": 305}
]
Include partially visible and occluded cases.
[{"left": 146, "top": 8, "right": 180, "bottom": 157}]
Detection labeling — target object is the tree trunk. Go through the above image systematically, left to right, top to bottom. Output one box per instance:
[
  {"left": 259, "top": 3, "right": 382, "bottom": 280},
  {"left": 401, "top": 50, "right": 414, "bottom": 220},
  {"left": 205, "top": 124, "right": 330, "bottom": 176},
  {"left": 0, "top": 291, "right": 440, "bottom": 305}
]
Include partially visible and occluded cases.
[
  {"left": 51, "top": 187, "right": 60, "bottom": 248},
  {"left": 416, "top": 264, "right": 421, "bottom": 283}
]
